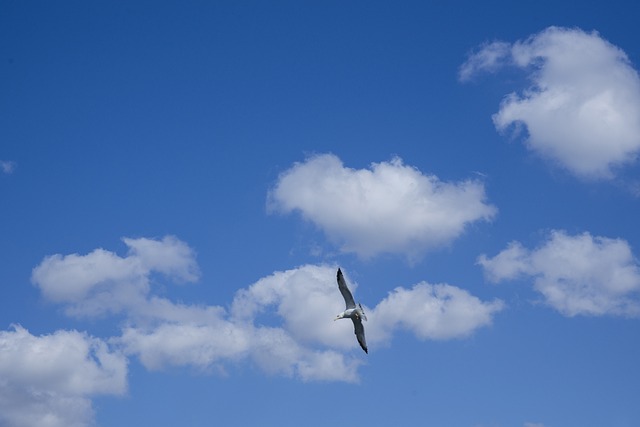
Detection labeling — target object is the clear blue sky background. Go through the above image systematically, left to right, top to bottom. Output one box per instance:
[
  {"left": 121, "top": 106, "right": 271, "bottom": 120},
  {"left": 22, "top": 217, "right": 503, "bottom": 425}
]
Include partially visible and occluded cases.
[{"left": 2, "top": 1, "right": 640, "bottom": 426}]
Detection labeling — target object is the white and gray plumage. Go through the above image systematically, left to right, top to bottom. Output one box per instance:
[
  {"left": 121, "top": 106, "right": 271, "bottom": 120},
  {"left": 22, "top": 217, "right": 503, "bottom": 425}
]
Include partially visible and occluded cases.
[{"left": 334, "top": 268, "right": 368, "bottom": 354}]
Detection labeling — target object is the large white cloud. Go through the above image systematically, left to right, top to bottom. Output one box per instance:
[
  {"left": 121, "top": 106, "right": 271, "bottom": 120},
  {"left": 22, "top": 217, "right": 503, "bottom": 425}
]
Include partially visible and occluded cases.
[
  {"left": 460, "top": 26, "right": 640, "bottom": 179},
  {"left": 267, "top": 154, "right": 496, "bottom": 259},
  {"left": 478, "top": 230, "right": 640, "bottom": 316},
  {"left": 32, "top": 238, "right": 503, "bottom": 384},
  {"left": 31, "top": 241, "right": 364, "bottom": 382},
  {"left": 119, "top": 264, "right": 502, "bottom": 380},
  {"left": 234, "top": 266, "right": 504, "bottom": 349},
  {"left": 0, "top": 325, "right": 127, "bottom": 427}
]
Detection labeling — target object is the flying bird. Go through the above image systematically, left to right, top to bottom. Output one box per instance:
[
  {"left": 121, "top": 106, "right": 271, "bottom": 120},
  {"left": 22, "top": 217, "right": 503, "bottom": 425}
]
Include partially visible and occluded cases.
[{"left": 334, "top": 268, "right": 368, "bottom": 354}]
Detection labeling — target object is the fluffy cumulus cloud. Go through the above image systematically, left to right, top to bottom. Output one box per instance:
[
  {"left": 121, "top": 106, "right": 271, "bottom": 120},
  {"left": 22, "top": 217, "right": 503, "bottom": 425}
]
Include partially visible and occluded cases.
[
  {"left": 460, "top": 26, "right": 640, "bottom": 179},
  {"left": 267, "top": 154, "right": 496, "bottom": 259},
  {"left": 478, "top": 230, "right": 640, "bottom": 316},
  {"left": 31, "top": 235, "right": 199, "bottom": 317},
  {"left": 31, "top": 237, "right": 503, "bottom": 385},
  {"left": 30, "top": 241, "right": 362, "bottom": 382},
  {"left": 120, "top": 264, "right": 503, "bottom": 380},
  {"left": 231, "top": 265, "right": 356, "bottom": 349},
  {"left": 235, "top": 266, "right": 503, "bottom": 350},
  {"left": 371, "top": 282, "right": 504, "bottom": 341},
  {"left": 0, "top": 325, "right": 127, "bottom": 427}
]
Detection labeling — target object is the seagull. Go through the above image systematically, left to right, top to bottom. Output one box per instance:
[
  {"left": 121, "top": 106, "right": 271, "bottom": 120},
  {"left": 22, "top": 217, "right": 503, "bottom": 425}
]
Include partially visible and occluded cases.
[{"left": 334, "top": 268, "right": 368, "bottom": 354}]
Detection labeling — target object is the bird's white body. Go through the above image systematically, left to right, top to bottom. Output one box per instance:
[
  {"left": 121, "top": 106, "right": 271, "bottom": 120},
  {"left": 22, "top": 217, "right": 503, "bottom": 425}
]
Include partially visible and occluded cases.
[{"left": 335, "top": 306, "right": 367, "bottom": 322}]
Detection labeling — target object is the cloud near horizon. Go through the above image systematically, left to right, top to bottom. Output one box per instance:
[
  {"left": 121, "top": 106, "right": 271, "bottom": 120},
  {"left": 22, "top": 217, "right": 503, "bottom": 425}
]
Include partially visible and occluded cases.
[
  {"left": 460, "top": 26, "right": 640, "bottom": 179},
  {"left": 267, "top": 153, "right": 496, "bottom": 259},
  {"left": 478, "top": 230, "right": 640, "bottom": 317}
]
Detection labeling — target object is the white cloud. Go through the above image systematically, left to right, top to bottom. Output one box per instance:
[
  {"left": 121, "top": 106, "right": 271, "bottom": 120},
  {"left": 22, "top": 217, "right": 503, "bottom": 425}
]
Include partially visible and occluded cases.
[
  {"left": 461, "top": 26, "right": 640, "bottom": 179},
  {"left": 459, "top": 41, "right": 511, "bottom": 82},
  {"left": 267, "top": 154, "right": 496, "bottom": 259},
  {"left": 0, "top": 160, "right": 16, "bottom": 174},
  {"left": 479, "top": 230, "right": 640, "bottom": 316},
  {"left": 31, "top": 236, "right": 199, "bottom": 317},
  {"left": 123, "top": 236, "right": 200, "bottom": 283},
  {"left": 33, "top": 239, "right": 503, "bottom": 382},
  {"left": 477, "top": 241, "right": 530, "bottom": 283},
  {"left": 32, "top": 242, "right": 363, "bottom": 382},
  {"left": 117, "top": 264, "right": 364, "bottom": 382},
  {"left": 118, "top": 264, "right": 502, "bottom": 380},
  {"left": 231, "top": 265, "right": 355, "bottom": 349},
  {"left": 233, "top": 265, "right": 504, "bottom": 348},
  {"left": 370, "top": 282, "right": 504, "bottom": 341},
  {"left": 120, "top": 320, "right": 362, "bottom": 383},
  {"left": 119, "top": 322, "right": 251, "bottom": 372},
  {"left": 0, "top": 325, "right": 127, "bottom": 427},
  {"left": 245, "top": 326, "right": 362, "bottom": 383}
]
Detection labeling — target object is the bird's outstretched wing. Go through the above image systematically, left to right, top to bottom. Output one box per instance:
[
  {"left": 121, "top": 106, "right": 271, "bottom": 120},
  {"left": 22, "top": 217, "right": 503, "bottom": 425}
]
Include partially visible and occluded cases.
[
  {"left": 337, "top": 268, "right": 356, "bottom": 309},
  {"left": 352, "top": 317, "right": 368, "bottom": 354}
]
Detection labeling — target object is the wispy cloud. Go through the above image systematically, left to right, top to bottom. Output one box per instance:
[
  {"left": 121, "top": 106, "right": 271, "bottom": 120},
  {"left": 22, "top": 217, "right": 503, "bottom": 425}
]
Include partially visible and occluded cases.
[
  {"left": 461, "top": 26, "right": 640, "bottom": 180},
  {"left": 459, "top": 41, "right": 511, "bottom": 82},
  {"left": 268, "top": 154, "right": 496, "bottom": 260},
  {"left": 1, "top": 160, "right": 16, "bottom": 174},
  {"left": 478, "top": 230, "right": 640, "bottom": 317},
  {"left": 0, "top": 325, "right": 127, "bottom": 427}
]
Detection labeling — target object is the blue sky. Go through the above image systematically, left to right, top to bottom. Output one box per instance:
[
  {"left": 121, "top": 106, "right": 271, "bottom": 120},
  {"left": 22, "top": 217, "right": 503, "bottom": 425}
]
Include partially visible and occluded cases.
[{"left": 2, "top": 1, "right": 640, "bottom": 426}]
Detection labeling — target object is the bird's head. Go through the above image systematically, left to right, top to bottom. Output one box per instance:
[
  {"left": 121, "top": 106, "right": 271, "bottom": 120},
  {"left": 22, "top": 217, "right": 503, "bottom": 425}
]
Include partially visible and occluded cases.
[{"left": 334, "top": 313, "right": 344, "bottom": 321}]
